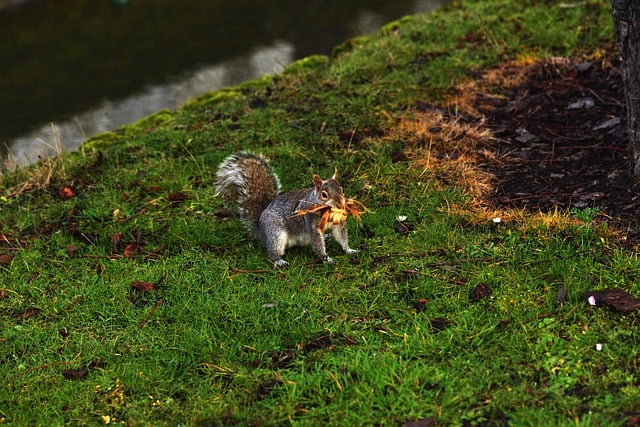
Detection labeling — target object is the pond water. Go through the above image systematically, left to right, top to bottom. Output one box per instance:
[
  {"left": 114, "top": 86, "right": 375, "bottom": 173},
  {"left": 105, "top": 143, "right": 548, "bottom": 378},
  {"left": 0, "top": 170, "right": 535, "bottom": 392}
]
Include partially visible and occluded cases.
[{"left": 0, "top": 0, "right": 445, "bottom": 167}]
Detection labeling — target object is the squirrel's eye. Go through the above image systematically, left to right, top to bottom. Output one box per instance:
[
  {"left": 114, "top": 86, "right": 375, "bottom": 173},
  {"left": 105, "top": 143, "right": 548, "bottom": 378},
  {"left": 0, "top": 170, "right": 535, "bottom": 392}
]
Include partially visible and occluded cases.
[{"left": 321, "top": 191, "right": 329, "bottom": 200}]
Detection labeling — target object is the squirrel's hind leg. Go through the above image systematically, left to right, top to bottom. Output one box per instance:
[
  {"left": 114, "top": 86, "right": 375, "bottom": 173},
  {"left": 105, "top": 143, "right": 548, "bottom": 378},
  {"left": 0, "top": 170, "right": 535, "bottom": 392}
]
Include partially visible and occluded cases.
[
  {"left": 261, "top": 225, "right": 289, "bottom": 267},
  {"left": 266, "top": 236, "right": 289, "bottom": 267}
]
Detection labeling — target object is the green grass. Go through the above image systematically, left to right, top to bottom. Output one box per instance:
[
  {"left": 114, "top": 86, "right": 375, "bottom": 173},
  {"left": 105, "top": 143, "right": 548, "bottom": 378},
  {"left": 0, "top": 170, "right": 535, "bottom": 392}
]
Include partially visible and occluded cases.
[{"left": 2, "top": 0, "right": 638, "bottom": 425}]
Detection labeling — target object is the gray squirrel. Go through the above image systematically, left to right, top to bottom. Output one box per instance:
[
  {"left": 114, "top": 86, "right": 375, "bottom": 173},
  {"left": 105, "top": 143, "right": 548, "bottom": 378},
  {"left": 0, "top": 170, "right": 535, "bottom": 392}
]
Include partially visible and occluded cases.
[{"left": 215, "top": 152, "right": 358, "bottom": 266}]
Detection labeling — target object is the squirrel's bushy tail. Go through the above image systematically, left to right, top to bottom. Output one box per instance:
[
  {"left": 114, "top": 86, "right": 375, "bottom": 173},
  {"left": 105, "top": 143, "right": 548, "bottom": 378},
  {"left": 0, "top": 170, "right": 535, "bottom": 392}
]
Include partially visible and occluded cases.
[{"left": 215, "top": 152, "right": 281, "bottom": 236}]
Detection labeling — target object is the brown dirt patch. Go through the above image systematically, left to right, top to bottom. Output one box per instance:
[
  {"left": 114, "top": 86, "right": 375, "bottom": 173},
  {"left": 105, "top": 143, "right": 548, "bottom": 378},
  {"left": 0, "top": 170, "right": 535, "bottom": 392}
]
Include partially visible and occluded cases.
[
  {"left": 407, "top": 52, "right": 640, "bottom": 240},
  {"left": 472, "top": 55, "right": 632, "bottom": 213}
]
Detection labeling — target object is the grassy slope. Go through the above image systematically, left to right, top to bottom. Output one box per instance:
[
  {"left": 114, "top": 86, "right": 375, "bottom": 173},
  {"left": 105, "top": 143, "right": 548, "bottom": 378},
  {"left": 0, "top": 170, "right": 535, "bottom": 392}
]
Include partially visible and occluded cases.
[{"left": 2, "top": 0, "right": 637, "bottom": 425}]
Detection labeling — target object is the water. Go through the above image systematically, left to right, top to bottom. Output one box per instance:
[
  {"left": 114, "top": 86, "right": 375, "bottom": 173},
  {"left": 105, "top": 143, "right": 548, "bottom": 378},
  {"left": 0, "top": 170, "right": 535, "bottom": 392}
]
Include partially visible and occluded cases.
[{"left": 0, "top": 0, "right": 445, "bottom": 167}]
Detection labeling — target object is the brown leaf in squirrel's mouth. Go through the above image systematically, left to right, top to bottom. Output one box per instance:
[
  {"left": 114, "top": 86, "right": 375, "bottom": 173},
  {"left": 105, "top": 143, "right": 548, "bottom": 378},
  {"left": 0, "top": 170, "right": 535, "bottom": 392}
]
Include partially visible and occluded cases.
[{"left": 291, "top": 198, "right": 368, "bottom": 232}]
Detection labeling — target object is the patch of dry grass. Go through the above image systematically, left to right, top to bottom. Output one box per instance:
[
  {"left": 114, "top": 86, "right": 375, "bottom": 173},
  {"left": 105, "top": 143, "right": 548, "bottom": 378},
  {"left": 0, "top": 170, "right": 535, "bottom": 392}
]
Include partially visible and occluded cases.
[
  {"left": 390, "top": 108, "right": 495, "bottom": 202},
  {"left": 2, "top": 124, "right": 67, "bottom": 198}
]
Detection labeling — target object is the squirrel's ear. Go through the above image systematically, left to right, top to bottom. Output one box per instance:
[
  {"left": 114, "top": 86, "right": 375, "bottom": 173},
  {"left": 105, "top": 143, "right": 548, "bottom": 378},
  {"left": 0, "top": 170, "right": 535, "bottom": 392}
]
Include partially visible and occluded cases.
[
  {"left": 332, "top": 168, "right": 338, "bottom": 180},
  {"left": 313, "top": 174, "right": 323, "bottom": 190}
]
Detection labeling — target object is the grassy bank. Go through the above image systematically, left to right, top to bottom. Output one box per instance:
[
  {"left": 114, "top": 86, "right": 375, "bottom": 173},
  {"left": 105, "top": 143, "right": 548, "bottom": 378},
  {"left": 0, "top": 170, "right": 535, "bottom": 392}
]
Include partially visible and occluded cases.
[{"left": 2, "top": 0, "right": 637, "bottom": 425}]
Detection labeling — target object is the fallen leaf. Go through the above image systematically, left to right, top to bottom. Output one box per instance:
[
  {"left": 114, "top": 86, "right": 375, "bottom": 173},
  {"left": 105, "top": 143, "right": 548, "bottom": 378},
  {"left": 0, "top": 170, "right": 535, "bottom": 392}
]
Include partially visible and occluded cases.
[
  {"left": 390, "top": 150, "right": 408, "bottom": 163},
  {"left": 142, "top": 185, "right": 163, "bottom": 194},
  {"left": 58, "top": 186, "right": 76, "bottom": 199},
  {"left": 167, "top": 192, "right": 188, "bottom": 206},
  {"left": 214, "top": 207, "right": 233, "bottom": 218},
  {"left": 395, "top": 220, "right": 415, "bottom": 235},
  {"left": 112, "top": 232, "right": 123, "bottom": 253},
  {"left": 123, "top": 243, "right": 139, "bottom": 257},
  {"left": 66, "top": 244, "right": 79, "bottom": 258},
  {"left": 0, "top": 253, "right": 13, "bottom": 265},
  {"left": 371, "top": 253, "right": 391, "bottom": 267},
  {"left": 132, "top": 281, "right": 156, "bottom": 292},
  {"left": 469, "top": 283, "right": 493, "bottom": 302},
  {"left": 582, "top": 288, "right": 640, "bottom": 313},
  {"left": 413, "top": 298, "right": 429, "bottom": 313},
  {"left": 14, "top": 307, "right": 41, "bottom": 320},
  {"left": 428, "top": 317, "right": 451, "bottom": 333},
  {"left": 62, "top": 368, "right": 89, "bottom": 380},
  {"left": 256, "top": 379, "right": 282, "bottom": 401},
  {"left": 626, "top": 415, "right": 640, "bottom": 426},
  {"left": 403, "top": 417, "right": 437, "bottom": 427}
]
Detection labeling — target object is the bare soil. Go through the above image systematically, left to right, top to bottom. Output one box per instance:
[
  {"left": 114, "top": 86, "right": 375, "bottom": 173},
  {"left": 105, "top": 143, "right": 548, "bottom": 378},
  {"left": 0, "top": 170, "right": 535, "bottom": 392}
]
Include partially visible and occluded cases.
[{"left": 465, "top": 54, "right": 640, "bottom": 239}]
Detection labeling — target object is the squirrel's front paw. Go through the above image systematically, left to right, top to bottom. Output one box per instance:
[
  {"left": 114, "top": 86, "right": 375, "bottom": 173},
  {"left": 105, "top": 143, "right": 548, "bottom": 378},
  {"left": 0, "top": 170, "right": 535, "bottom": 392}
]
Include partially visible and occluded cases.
[
  {"left": 345, "top": 248, "right": 358, "bottom": 255},
  {"left": 322, "top": 255, "right": 335, "bottom": 264},
  {"left": 273, "top": 258, "right": 289, "bottom": 267}
]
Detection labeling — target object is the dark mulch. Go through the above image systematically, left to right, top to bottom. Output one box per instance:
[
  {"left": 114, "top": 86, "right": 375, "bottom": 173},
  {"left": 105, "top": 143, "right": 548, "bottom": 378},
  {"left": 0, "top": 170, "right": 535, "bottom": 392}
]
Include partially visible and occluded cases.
[{"left": 470, "top": 55, "right": 640, "bottom": 239}]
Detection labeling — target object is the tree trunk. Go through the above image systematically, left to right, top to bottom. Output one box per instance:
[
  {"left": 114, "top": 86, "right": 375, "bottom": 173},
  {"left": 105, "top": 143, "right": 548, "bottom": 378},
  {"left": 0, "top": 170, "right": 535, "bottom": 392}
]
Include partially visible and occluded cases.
[{"left": 612, "top": 0, "right": 640, "bottom": 182}]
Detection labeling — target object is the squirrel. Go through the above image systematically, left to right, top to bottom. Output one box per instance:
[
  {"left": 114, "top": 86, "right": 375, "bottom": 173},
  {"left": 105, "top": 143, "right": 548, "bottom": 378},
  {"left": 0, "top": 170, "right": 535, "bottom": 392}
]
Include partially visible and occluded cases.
[{"left": 215, "top": 152, "right": 358, "bottom": 266}]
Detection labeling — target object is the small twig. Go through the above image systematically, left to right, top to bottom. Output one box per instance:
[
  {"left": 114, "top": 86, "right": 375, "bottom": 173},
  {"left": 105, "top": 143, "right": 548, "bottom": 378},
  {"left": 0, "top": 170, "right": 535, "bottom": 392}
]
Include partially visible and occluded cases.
[
  {"left": 347, "top": 124, "right": 359, "bottom": 151},
  {"left": 556, "top": 144, "right": 626, "bottom": 152},
  {"left": 499, "top": 193, "right": 574, "bottom": 203},
  {"left": 118, "top": 208, "right": 148, "bottom": 224},
  {"left": 229, "top": 267, "right": 270, "bottom": 276},
  {"left": 140, "top": 299, "right": 163, "bottom": 329},
  {"left": 15, "top": 361, "right": 71, "bottom": 377}
]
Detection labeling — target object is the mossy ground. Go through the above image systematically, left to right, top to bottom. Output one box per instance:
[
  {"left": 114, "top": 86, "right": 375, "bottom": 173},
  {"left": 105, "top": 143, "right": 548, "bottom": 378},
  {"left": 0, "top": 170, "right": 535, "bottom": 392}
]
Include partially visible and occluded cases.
[{"left": 2, "top": 1, "right": 638, "bottom": 426}]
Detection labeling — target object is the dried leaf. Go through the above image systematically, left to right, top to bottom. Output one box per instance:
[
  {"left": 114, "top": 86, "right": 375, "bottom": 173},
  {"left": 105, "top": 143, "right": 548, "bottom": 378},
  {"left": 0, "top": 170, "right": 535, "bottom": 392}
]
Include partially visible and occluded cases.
[
  {"left": 390, "top": 150, "right": 408, "bottom": 163},
  {"left": 142, "top": 185, "right": 163, "bottom": 194},
  {"left": 58, "top": 186, "right": 76, "bottom": 199},
  {"left": 167, "top": 192, "right": 188, "bottom": 206},
  {"left": 291, "top": 197, "right": 367, "bottom": 232},
  {"left": 214, "top": 207, "right": 233, "bottom": 218},
  {"left": 395, "top": 220, "right": 415, "bottom": 236},
  {"left": 112, "top": 232, "right": 123, "bottom": 253},
  {"left": 123, "top": 243, "right": 139, "bottom": 257},
  {"left": 66, "top": 244, "right": 79, "bottom": 258},
  {"left": 0, "top": 253, "right": 13, "bottom": 265},
  {"left": 371, "top": 253, "right": 391, "bottom": 267},
  {"left": 132, "top": 281, "right": 156, "bottom": 292},
  {"left": 469, "top": 283, "right": 493, "bottom": 302},
  {"left": 582, "top": 288, "right": 640, "bottom": 313},
  {"left": 413, "top": 298, "right": 429, "bottom": 313},
  {"left": 14, "top": 307, "right": 41, "bottom": 320},
  {"left": 428, "top": 317, "right": 451, "bottom": 333},
  {"left": 62, "top": 368, "right": 89, "bottom": 380},
  {"left": 256, "top": 379, "right": 282, "bottom": 401},
  {"left": 403, "top": 417, "right": 437, "bottom": 427}
]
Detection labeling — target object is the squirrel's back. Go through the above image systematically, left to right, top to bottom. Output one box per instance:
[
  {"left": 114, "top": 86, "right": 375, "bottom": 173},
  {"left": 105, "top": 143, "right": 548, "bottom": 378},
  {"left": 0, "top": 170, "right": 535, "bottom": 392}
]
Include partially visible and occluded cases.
[{"left": 215, "top": 152, "right": 281, "bottom": 235}]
